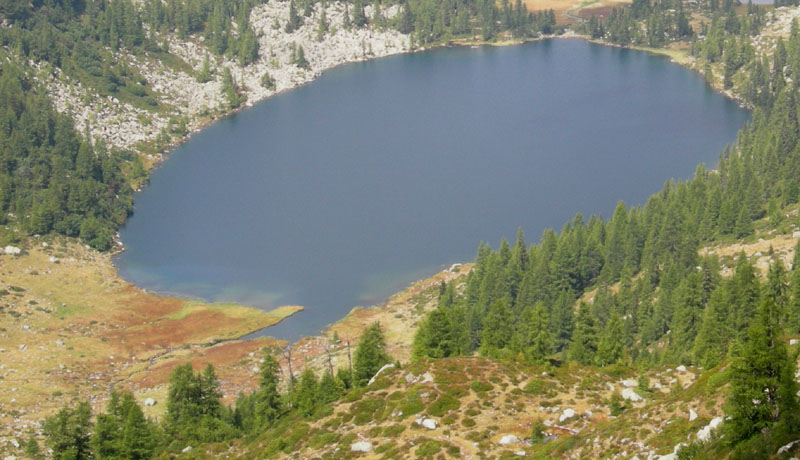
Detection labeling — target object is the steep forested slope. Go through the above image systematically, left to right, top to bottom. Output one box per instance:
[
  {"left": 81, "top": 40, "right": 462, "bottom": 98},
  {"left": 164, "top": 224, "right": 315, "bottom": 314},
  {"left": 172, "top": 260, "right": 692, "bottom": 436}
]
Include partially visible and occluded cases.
[{"left": 7, "top": 0, "right": 800, "bottom": 459}]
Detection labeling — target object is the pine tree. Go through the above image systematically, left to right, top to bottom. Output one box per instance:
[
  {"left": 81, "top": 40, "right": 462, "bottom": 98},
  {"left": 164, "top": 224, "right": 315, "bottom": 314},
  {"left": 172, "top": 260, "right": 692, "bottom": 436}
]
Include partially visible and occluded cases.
[
  {"left": 286, "top": 0, "right": 303, "bottom": 32},
  {"left": 352, "top": 0, "right": 367, "bottom": 27},
  {"left": 398, "top": 2, "right": 414, "bottom": 34},
  {"left": 342, "top": 3, "right": 352, "bottom": 29},
  {"left": 317, "top": 7, "right": 329, "bottom": 41},
  {"left": 238, "top": 28, "right": 259, "bottom": 66},
  {"left": 293, "top": 44, "right": 310, "bottom": 69},
  {"left": 196, "top": 54, "right": 212, "bottom": 83},
  {"left": 221, "top": 67, "right": 242, "bottom": 108},
  {"left": 261, "top": 71, "right": 276, "bottom": 91},
  {"left": 789, "top": 240, "right": 800, "bottom": 332},
  {"left": 730, "top": 252, "right": 761, "bottom": 338},
  {"left": 765, "top": 259, "right": 789, "bottom": 327},
  {"left": 670, "top": 273, "right": 705, "bottom": 362},
  {"left": 693, "top": 286, "right": 731, "bottom": 368},
  {"left": 549, "top": 290, "right": 574, "bottom": 352},
  {"left": 725, "top": 298, "right": 799, "bottom": 443},
  {"left": 480, "top": 299, "right": 513, "bottom": 355},
  {"left": 523, "top": 302, "right": 553, "bottom": 363},
  {"left": 569, "top": 302, "right": 598, "bottom": 365},
  {"left": 413, "top": 306, "right": 456, "bottom": 359},
  {"left": 596, "top": 311, "right": 624, "bottom": 366},
  {"left": 353, "top": 322, "right": 391, "bottom": 386},
  {"left": 255, "top": 351, "right": 283, "bottom": 427},
  {"left": 165, "top": 363, "right": 227, "bottom": 442},
  {"left": 199, "top": 364, "right": 223, "bottom": 418},
  {"left": 294, "top": 368, "right": 319, "bottom": 417},
  {"left": 318, "top": 371, "right": 344, "bottom": 404},
  {"left": 119, "top": 393, "right": 157, "bottom": 460},
  {"left": 44, "top": 401, "right": 93, "bottom": 460},
  {"left": 92, "top": 410, "right": 121, "bottom": 459},
  {"left": 25, "top": 437, "right": 42, "bottom": 459}
]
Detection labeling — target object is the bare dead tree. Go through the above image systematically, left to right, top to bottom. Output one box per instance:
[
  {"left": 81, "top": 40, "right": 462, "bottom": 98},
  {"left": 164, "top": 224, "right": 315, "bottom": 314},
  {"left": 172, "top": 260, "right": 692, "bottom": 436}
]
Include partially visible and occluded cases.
[{"left": 325, "top": 340, "right": 334, "bottom": 376}]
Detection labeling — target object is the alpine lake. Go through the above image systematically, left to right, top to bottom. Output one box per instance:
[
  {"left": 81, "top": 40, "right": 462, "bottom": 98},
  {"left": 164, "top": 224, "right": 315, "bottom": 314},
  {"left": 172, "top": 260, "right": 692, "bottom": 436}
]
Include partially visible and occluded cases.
[{"left": 115, "top": 38, "right": 751, "bottom": 341}]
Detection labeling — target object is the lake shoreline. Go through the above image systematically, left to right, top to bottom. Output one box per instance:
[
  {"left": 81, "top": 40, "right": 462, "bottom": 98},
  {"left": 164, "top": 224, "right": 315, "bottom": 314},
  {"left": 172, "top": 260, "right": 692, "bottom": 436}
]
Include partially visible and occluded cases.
[
  {"left": 0, "top": 23, "right": 759, "bottom": 439},
  {"left": 114, "top": 35, "right": 750, "bottom": 348}
]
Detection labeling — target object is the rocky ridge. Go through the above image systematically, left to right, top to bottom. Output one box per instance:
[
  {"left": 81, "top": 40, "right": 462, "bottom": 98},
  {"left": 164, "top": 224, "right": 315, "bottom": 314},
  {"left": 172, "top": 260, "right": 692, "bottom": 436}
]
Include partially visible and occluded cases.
[{"left": 41, "top": 1, "right": 410, "bottom": 152}]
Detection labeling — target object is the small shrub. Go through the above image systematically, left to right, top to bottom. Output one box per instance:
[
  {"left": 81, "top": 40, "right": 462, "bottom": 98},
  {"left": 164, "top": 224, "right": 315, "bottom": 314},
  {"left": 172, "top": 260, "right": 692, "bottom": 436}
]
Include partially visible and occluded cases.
[
  {"left": 524, "top": 379, "right": 547, "bottom": 395},
  {"left": 470, "top": 381, "right": 493, "bottom": 393},
  {"left": 428, "top": 393, "right": 460, "bottom": 417},
  {"left": 531, "top": 418, "right": 547, "bottom": 444},
  {"left": 383, "top": 424, "right": 406, "bottom": 437},
  {"left": 308, "top": 431, "right": 338, "bottom": 449},
  {"left": 415, "top": 440, "right": 441, "bottom": 457}
]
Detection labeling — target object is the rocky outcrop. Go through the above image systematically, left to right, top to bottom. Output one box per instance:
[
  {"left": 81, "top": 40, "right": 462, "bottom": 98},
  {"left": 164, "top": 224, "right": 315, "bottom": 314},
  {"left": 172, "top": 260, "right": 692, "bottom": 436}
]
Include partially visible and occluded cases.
[
  {"left": 42, "top": 1, "right": 410, "bottom": 152},
  {"left": 351, "top": 441, "right": 373, "bottom": 453}
]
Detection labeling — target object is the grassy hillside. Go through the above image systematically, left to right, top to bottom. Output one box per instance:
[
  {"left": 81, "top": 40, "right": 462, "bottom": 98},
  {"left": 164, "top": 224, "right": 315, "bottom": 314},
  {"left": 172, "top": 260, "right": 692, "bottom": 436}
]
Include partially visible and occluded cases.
[{"left": 170, "top": 356, "right": 755, "bottom": 459}]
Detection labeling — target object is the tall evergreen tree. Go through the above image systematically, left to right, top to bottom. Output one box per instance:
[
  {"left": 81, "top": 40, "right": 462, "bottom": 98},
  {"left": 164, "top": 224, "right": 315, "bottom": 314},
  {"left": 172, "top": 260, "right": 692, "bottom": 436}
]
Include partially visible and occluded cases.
[
  {"left": 789, "top": 240, "right": 800, "bottom": 332},
  {"left": 670, "top": 272, "right": 705, "bottom": 362},
  {"left": 693, "top": 286, "right": 731, "bottom": 368},
  {"left": 480, "top": 298, "right": 513, "bottom": 356},
  {"left": 725, "top": 298, "right": 799, "bottom": 443},
  {"left": 569, "top": 302, "right": 598, "bottom": 365},
  {"left": 412, "top": 306, "right": 456, "bottom": 359},
  {"left": 596, "top": 310, "right": 625, "bottom": 366},
  {"left": 353, "top": 322, "right": 391, "bottom": 386},
  {"left": 255, "top": 351, "right": 283, "bottom": 427},
  {"left": 294, "top": 368, "right": 319, "bottom": 417},
  {"left": 44, "top": 401, "right": 93, "bottom": 460}
]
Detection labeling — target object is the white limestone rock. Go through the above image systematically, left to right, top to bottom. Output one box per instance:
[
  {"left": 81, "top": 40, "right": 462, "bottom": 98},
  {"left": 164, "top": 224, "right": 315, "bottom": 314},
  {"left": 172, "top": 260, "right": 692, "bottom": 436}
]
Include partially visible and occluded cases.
[
  {"left": 4, "top": 246, "right": 21, "bottom": 255},
  {"left": 368, "top": 363, "right": 395, "bottom": 385},
  {"left": 621, "top": 388, "right": 644, "bottom": 402},
  {"left": 559, "top": 408, "right": 577, "bottom": 422},
  {"left": 697, "top": 416, "right": 724, "bottom": 442},
  {"left": 499, "top": 434, "right": 520, "bottom": 445},
  {"left": 777, "top": 439, "right": 800, "bottom": 455},
  {"left": 351, "top": 441, "right": 373, "bottom": 453}
]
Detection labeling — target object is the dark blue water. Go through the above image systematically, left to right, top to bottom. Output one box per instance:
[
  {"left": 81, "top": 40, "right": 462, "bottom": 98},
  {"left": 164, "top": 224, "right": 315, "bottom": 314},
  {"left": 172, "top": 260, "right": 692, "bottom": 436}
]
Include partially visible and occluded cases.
[{"left": 115, "top": 39, "right": 750, "bottom": 341}]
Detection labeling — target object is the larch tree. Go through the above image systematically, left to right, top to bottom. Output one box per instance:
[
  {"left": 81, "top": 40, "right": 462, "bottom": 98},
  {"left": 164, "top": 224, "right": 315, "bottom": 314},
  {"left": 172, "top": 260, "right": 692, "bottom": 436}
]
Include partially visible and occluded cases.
[{"left": 353, "top": 322, "right": 391, "bottom": 387}]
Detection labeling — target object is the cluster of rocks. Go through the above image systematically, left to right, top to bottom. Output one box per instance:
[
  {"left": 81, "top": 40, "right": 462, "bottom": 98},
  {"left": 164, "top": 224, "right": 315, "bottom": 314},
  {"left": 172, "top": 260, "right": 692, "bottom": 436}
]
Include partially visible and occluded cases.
[
  {"left": 41, "top": 0, "right": 411, "bottom": 152},
  {"left": 39, "top": 64, "right": 167, "bottom": 151},
  {"left": 3, "top": 246, "right": 21, "bottom": 255}
]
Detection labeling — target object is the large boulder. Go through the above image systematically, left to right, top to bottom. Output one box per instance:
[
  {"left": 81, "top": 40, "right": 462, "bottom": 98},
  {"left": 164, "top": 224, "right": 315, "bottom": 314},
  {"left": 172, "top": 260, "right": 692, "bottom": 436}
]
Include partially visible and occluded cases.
[
  {"left": 4, "top": 246, "right": 21, "bottom": 255},
  {"left": 367, "top": 363, "right": 395, "bottom": 386},
  {"left": 621, "top": 388, "right": 643, "bottom": 402},
  {"left": 559, "top": 408, "right": 576, "bottom": 422},
  {"left": 697, "top": 416, "right": 724, "bottom": 442},
  {"left": 411, "top": 417, "right": 438, "bottom": 430},
  {"left": 498, "top": 434, "right": 520, "bottom": 445},
  {"left": 777, "top": 439, "right": 800, "bottom": 455},
  {"left": 351, "top": 441, "right": 373, "bottom": 453}
]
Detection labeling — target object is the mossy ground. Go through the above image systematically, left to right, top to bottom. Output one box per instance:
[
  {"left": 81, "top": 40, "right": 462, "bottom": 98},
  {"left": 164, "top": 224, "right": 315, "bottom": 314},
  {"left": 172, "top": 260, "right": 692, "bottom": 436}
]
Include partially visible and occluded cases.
[{"left": 0, "top": 237, "right": 299, "bottom": 435}]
